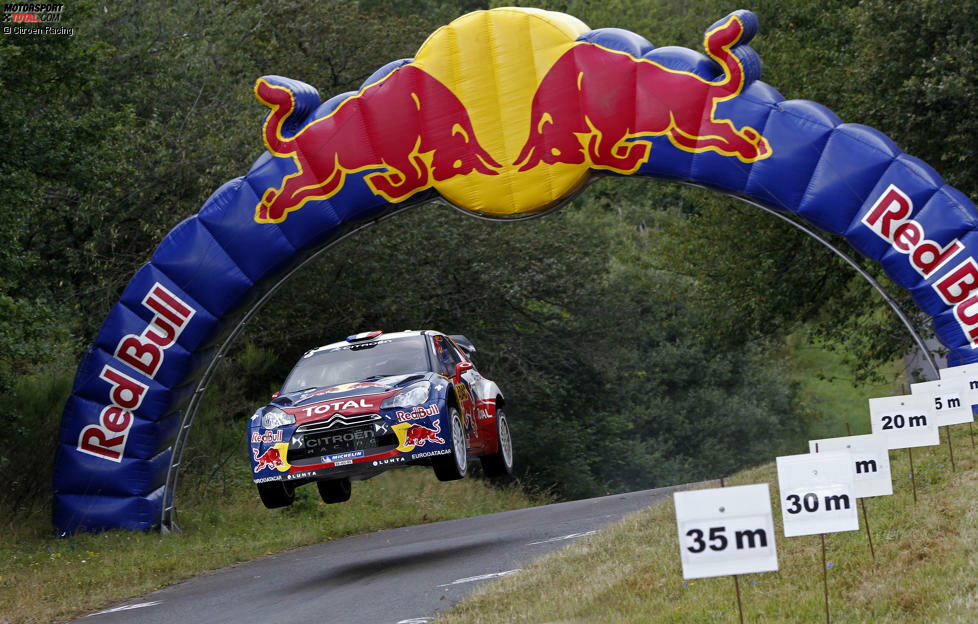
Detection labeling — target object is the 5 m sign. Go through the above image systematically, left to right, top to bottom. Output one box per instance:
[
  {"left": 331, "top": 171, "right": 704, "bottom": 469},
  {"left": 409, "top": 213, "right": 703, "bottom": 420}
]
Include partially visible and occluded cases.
[{"left": 911, "top": 379, "right": 975, "bottom": 426}]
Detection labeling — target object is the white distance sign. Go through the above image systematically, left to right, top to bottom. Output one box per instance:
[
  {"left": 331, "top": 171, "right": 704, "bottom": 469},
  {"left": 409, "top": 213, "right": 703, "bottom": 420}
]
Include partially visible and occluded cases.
[
  {"left": 939, "top": 362, "right": 978, "bottom": 383},
  {"left": 939, "top": 363, "right": 978, "bottom": 418},
  {"left": 910, "top": 379, "right": 974, "bottom": 426},
  {"left": 867, "top": 394, "right": 939, "bottom": 449},
  {"left": 808, "top": 434, "right": 893, "bottom": 498},
  {"left": 776, "top": 452, "right": 858, "bottom": 537},
  {"left": 674, "top": 484, "right": 778, "bottom": 579}
]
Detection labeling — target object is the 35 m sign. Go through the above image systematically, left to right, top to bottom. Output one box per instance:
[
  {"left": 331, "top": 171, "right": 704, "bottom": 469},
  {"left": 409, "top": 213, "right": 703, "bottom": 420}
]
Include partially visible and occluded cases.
[{"left": 674, "top": 484, "right": 778, "bottom": 579}]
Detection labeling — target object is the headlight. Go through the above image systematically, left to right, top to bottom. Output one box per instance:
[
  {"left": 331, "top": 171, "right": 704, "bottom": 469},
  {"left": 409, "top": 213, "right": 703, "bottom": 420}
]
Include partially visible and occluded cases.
[
  {"left": 381, "top": 381, "right": 431, "bottom": 409},
  {"left": 262, "top": 406, "right": 295, "bottom": 429}
]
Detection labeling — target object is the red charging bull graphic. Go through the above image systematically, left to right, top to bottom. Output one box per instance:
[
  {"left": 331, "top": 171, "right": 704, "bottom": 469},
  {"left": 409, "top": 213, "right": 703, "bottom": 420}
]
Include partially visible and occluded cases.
[
  {"left": 515, "top": 14, "right": 770, "bottom": 173},
  {"left": 254, "top": 66, "right": 502, "bottom": 223},
  {"left": 392, "top": 420, "right": 445, "bottom": 452},
  {"left": 253, "top": 443, "right": 291, "bottom": 472},
  {"left": 252, "top": 447, "right": 284, "bottom": 471}
]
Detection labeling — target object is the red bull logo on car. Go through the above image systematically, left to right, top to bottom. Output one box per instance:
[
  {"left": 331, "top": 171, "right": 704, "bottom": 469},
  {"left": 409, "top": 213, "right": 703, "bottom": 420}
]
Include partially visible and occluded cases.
[
  {"left": 251, "top": 8, "right": 770, "bottom": 222},
  {"left": 395, "top": 403, "right": 440, "bottom": 422},
  {"left": 392, "top": 421, "right": 445, "bottom": 453},
  {"left": 251, "top": 430, "right": 283, "bottom": 444},
  {"left": 253, "top": 442, "right": 292, "bottom": 473}
]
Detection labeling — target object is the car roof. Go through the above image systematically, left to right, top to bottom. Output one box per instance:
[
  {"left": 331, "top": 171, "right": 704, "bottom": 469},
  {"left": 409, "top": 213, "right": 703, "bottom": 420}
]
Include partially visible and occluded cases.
[{"left": 303, "top": 330, "right": 435, "bottom": 357}]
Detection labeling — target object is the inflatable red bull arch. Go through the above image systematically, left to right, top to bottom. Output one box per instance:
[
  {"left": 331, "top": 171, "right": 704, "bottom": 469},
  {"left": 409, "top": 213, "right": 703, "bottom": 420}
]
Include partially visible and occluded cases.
[{"left": 53, "top": 7, "right": 978, "bottom": 533}]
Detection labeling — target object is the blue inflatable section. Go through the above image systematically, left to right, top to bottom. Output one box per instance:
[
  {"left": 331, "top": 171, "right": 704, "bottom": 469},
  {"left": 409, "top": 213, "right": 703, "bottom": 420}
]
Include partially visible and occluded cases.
[{"left": 53, "top": 10, "right": 978, "bottom": 532}]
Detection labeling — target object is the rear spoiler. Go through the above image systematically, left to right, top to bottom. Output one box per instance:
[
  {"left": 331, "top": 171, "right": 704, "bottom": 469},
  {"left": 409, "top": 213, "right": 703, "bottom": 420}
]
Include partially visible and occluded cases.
[{"left": 448, "top": 334, "right": 477, "bottom": 355}]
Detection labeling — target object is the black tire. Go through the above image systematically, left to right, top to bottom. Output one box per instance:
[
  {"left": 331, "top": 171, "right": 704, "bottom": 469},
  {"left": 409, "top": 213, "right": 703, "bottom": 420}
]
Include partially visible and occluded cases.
[
  {"left": 433, "top": 407, "right": 468, "bottom": 481},
  {"left": 480, "top": 407, "right": 514, "bottom": 481},
  {"left": 317, "top": 477, "right": 352, "bottom": 504},
  {"left": 257, "top": 481, "right": 295, "bottom": 509}
]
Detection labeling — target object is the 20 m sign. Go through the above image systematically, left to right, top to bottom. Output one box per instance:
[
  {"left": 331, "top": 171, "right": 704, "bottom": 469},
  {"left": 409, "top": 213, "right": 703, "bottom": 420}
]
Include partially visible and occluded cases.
[{"left": 869, "top": 395, "right": 940, "bottom": 449}]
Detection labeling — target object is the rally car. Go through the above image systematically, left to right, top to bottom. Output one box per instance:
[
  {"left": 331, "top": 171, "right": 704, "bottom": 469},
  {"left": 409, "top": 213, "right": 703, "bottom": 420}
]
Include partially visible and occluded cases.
[{"left": 249, "top": 330, "right": 513, "bottom": 508}]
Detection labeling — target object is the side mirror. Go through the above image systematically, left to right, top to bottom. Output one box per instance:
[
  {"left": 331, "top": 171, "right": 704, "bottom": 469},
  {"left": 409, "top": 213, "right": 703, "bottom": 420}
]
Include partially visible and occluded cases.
[{"left": 455, "top": 361, "right": 474, "bottom": 376}]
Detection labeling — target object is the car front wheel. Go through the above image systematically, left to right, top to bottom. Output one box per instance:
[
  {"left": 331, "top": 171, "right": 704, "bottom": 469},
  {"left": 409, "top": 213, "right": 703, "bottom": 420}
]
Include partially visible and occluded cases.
[
  {"left": 433, "top": 407, "right": 467, "bottom": 481},
  {"left": 257, "top": 481, "right": 295, "bottom": 509}
]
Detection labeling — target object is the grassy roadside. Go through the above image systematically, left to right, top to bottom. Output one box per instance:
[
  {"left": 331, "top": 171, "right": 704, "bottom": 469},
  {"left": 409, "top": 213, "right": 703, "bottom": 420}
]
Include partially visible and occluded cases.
[
  {"left": 436, "top": 342, "right": 978, "bottom": 623},
  {"left": 436, "top": 431, "right": 977, "bottom": 623},
  {"left": 0, "top": 468, "right": 543, "bottom": 624}
]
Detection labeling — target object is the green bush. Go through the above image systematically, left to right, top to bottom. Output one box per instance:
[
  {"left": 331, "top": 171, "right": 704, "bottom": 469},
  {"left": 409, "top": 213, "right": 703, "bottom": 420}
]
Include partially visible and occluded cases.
[{"left": 0, "top": 363, "right": 75, "bottom": 525}]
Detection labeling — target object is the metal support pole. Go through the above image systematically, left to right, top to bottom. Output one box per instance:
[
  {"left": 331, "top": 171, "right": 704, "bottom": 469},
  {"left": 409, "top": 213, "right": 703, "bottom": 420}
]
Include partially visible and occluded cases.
[
  {"left": 729, "top": 195, "right": 940, "bottom": 380},
  {"left": 945, "top": 425, "right": 956, "bottom": 472},
  {"left": 908, "top": 448, "right": 917, "bottom": 504},
  {"left": 718, "top": 475, "right": 744, "bottom": 624},
  {"left": 860, "top": 499, "right": 875, "bottom": 562},
  {"left": 821, "top": 533, "right": 830, "bottom": 624},
  {"left": 733, "top": 575, "right": 744, "bottom": 624}
]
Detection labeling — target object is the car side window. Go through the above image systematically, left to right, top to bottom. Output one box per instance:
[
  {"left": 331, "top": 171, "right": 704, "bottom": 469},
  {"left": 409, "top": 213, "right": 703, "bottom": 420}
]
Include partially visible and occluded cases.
[
  {"left": 432, "top": 335, "right": 461, "bottom": 376},
  {"left": 445, "top": 338, "right": 471, "bottom": 365}
]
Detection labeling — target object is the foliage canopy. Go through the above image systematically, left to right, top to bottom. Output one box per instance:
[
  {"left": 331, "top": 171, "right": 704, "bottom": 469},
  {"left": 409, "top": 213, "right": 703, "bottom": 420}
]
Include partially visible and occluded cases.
[{"left": 2, "top": 0, "right": 970, "bottom": 519}]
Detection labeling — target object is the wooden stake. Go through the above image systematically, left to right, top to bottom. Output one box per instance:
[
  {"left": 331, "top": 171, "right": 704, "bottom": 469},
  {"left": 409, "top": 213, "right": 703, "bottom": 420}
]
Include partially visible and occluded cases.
[
  {"left": 944, "top": 425, "right": 956, "bottom": 471},
  {"left": 908, "top": 448, "right": 917, "bottom": 504},
  {"left": 719, "top": 476, "right": 744, "bottom": 624},
  {"left": 860, "top": 499, "right": 875, "bottom": 562},
  {"left": 821, "top": 533, "right": 830, "bottom": 624},
  {"left": 733, "top": 575, "right": 744, "bottom": 624}
]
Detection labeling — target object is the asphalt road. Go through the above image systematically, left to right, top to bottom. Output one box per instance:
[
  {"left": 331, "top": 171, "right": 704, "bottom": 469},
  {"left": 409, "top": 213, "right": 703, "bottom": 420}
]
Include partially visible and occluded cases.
[{"left": 79, "top": 485, "right": 685, "bottom": 624}]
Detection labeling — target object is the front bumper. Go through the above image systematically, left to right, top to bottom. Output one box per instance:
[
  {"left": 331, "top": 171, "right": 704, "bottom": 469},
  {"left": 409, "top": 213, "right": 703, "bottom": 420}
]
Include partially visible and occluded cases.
[{"left": 250, "top": 409, "right": 452, "bottom": 485}]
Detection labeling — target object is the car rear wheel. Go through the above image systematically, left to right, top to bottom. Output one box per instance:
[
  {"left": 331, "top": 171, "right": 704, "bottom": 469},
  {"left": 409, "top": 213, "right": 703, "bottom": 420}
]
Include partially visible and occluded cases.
[
  {"left": 433, "top": 407, "right": 467, "bottom": 481},
  {"left": 480, "top": 407, "right": 514, "bottom": 480},
  {"left": 317, "top": 477, "right": 352, "bottom": 504},
  {"left": 257, "top": 481, "right": 295, "bottom": 509}
]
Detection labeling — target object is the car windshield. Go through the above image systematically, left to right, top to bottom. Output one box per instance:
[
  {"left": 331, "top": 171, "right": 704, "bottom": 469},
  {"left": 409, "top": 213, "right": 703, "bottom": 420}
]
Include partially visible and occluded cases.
[{"left": 280, "top": 336, "right": 430, "bottom": 393}]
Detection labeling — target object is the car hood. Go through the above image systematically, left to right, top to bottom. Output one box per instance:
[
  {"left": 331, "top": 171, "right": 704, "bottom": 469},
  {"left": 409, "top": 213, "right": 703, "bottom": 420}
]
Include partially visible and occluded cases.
[{"left": 272, "top": 372, "right": 433, "bottom": 409}]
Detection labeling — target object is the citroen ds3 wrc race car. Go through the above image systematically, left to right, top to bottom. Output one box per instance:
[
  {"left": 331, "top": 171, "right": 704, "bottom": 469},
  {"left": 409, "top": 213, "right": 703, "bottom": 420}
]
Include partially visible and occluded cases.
[{"left": 249, "top": 330, "right": 513, "bottom": 508}]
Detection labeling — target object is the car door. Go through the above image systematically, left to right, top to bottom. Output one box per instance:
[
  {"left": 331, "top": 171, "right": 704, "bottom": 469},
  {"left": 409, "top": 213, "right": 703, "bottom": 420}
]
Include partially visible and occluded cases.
[
  {"left": 432, "top": 334, "right": 482, "bottom": 450},
  {"left": 450, "top": 339, "right": 501, "bottom": 445}
]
